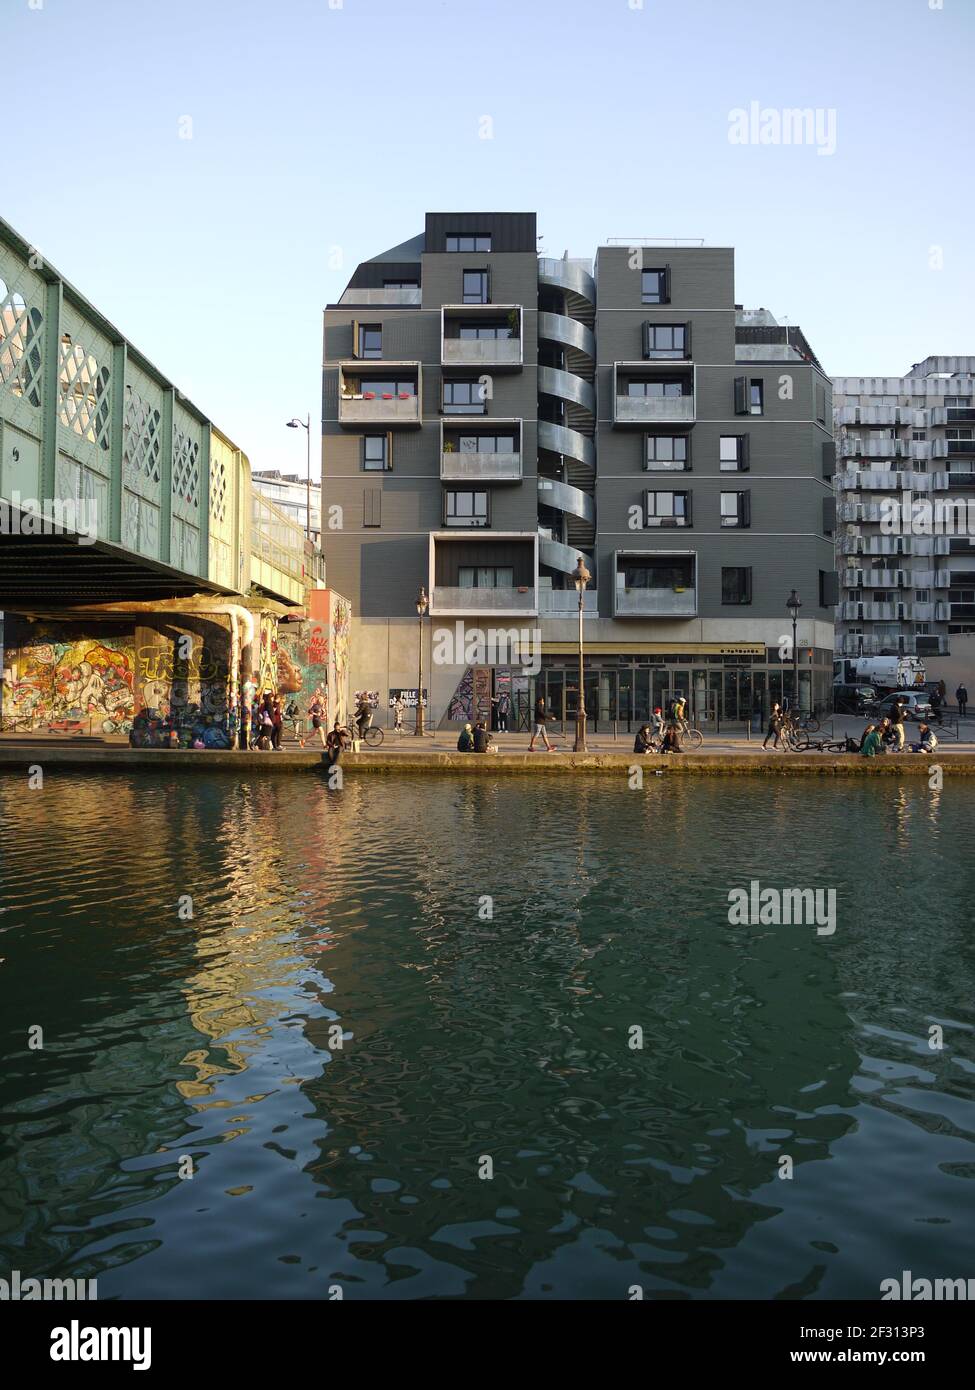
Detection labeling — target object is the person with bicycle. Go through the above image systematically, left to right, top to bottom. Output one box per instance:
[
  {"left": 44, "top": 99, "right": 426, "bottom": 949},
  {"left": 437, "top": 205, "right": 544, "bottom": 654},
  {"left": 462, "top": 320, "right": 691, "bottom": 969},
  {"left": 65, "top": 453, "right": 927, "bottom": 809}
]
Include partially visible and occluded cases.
[{"left": 354, "top": 694, "right": 373, "bottom": 741}]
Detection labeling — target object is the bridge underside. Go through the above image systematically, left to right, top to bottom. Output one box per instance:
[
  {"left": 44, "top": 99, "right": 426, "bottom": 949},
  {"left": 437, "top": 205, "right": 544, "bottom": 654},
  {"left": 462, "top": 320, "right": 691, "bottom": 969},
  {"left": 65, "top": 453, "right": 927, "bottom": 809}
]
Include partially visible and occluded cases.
[{"left": 0, "top": 529, "right": 236, "bottom": 609}]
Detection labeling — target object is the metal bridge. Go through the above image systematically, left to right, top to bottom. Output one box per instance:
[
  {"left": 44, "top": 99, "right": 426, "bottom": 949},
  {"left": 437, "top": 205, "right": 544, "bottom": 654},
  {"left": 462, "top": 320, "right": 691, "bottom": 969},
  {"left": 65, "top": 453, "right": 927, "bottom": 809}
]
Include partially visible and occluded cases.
[{"left": 0, "top": 216, "right": 313, "bottom": 611}]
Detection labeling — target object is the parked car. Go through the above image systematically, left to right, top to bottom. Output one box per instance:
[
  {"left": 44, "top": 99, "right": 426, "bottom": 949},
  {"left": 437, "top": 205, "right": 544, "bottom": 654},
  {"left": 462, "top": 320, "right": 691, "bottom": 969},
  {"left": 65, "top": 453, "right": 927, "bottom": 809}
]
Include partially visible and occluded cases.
[
  {"left": 833, "top": 684, "right": 878, "bottom": 715},
  {"left": 870, "top": 691, "right": 933, "bottom": 722}
]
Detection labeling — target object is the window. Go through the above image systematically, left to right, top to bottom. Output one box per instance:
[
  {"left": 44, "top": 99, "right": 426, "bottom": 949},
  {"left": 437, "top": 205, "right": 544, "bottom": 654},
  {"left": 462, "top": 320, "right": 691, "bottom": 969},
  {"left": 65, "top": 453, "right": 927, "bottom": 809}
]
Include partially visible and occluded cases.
[
  {"left": 446, "top": 234, "right": 491, "bottom": 252},
  {"left": 641, "top": 268, "right": 670, "bottom": 304},
  {"left": 463, "top": 270, "right": 490, "bottom": 304},
  {"left": 382, "top": 280, "right": 418, "bottom": 290},
  {"left": 458, "top": 322, "right": 510, "bottom": 340},
  {"left": 355, "top": 323, "right": 382, "bottom": 359},
  {"left": 643, "top": 323, "right": 688, "bottom": 359},
  {"left": 734, "top": 376, "right": 764, "bottom": 415},
  {"left": 357, "top": 378, "right": 416, "bottom": 397},
  {"left": 628, "top": 379, "right": 686, "bottom": 398},
  {"left": 443, "top": 380, "right": 487, "bottom": 415},
  {"left": 816, "top": 382, "right": 827, "bottom": 424},
  {"left": 946, "top": 397, "right": 972, "bottom": 407},
  {"left": 913, "top": 431, "right": 926, "bottom": 441},
  {"left": 456, "top": 433, "right": 515, "bottom": 453},
  {"left": 362, "top": 435, "right": 389, "bottom": 471},
  {"left": 645, "top": 435, "right": 689, "bottom": 471},
  {"left": 719, "top": 435, "right": 749, "bottom": 471},
  {"left": 363, "top": 490, "right": 381, "bottom": 527},
  {"left": 444, "top": 490, "right": 489, "bottom": 527},
  {"left": 645, "top": 490, "right": 691, "bottom": 527},
  {"left": 720, "top": 491, "right": 750, "bottom": 528},
  {"left": 458, "top": 566, "right": 514, "bottom": 589},
  {"left": 721, "top": 567, "right": 752, "bottom": 605},
  {"left": 820, "top": 570, "right": 839, "bottom": 606},
  {"left": 915, "top": 589, "right": 930, "bottom": 602}
]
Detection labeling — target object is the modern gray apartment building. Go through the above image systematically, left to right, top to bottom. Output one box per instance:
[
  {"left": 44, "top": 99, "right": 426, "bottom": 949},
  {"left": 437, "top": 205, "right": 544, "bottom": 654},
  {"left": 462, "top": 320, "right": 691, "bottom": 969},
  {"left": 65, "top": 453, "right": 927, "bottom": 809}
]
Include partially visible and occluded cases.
[
  {"left": 322, "top": 213, "right": 836, "bottom": 728},
  {"left": 832, "top": 357, "right": 975, "bottom": 662}
]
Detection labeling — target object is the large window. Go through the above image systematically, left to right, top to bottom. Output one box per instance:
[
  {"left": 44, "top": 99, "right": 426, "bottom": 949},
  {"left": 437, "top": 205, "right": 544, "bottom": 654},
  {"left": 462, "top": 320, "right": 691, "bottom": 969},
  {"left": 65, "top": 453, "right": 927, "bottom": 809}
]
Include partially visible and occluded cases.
[
  {"left": 447, "top": 234, "right": 491, "bottom": 252},
  {"left": 641, "top": 268, "right": 669, "bottom": 304},
  {"left": 463, "top": 270, "right": 490, "bottom": 304},
  {"left": 382, "top": 280, "right": 418, "bottom": 290},
  {"left": 458, "top": 322, "right": 511, "bottom": 340},
  {"left": 357, "top": 324, "right": 382, "bottom": 359},
  {"left": 643, "top": 324, "right": 687, "bottom": 359},
  {"left": 358, "top": 378, "right": 415, "bottom": 397},
  {"left": 628, "top": 379, "right": 686, "bottom": 398},
  {"left": 749, "top": 379, "right": 764, "bottom": 415},
  {"left": 443, "top": 380, "right": 487, "bottom": 415},
  {"left": 456, "top": 433, "right": 516, "bottom": 453},
  {"left": 645, "top": 435, "right": 689, "bottom": 471},
  {"left": 720, "top": 435, "right": 749, "bottom": 471},
  {"left": 362, "top": 436, "right": 389, "bottom": 471},
  {"left": 444, "top": 490, "right": 489, "bottom": 527},
  {"left": 645, "top": 490, "right": 691, "bottom": 527},
  {"left": 720, "top": 491, "right": 750, "bottom": 527},
  {"left": 620, "top": 557, "right": 693, "bottom": 589},
  {"left": 458, "top": 566, "right": 514, "bottom": 588},
  {"left": 722, "top": 567, "right": 752, "bottom": 604}
]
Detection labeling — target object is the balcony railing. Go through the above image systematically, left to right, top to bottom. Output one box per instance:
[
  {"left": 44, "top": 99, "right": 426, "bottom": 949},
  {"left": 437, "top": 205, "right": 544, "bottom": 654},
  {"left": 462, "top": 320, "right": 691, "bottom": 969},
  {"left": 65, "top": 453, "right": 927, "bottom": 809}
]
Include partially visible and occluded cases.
[
  {"left": 338, "top": 287, "right": 421, "bottom": 306},
  {"left": 338, "top": 363, "right": 422, "bottom": 427},
  {"left": 615, "top": 394, "right": 695, "bottom": 425},
  {"left": 441, "top": 451, "right": 522, "bottom": 482},
  {"left": 614, "top": 584, "right": 697, "bottom": 617},
  {"left": 430, "top": 586, "right": 536, "bottom": 616},
  {"left": 538, "top": 588, "right": 598, "bottom": 618}
]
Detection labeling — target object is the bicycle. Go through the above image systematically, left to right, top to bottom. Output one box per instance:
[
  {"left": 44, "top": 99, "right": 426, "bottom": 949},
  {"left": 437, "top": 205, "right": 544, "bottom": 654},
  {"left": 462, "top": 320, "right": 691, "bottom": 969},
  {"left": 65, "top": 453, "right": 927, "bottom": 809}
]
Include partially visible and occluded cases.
[
  {"left": 673, "top": 716, "right": 704, "bottom": 751},
  {"left": 360, "top": 723, "right": 384, "bottom": 747}
]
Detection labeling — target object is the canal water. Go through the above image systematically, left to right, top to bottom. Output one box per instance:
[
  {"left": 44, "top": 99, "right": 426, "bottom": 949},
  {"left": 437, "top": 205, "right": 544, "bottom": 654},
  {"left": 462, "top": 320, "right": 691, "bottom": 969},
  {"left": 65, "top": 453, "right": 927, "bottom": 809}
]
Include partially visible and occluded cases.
[{"left": 1, "top": 770, "right": 973, "bottom": 1300}]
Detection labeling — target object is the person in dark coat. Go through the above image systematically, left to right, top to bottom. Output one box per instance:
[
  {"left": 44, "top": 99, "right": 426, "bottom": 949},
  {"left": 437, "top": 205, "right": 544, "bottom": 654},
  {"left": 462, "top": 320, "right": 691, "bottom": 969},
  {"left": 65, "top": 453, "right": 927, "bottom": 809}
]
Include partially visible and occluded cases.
[{"left": 956, "top": 684, "right": 968, "bottom": 719}]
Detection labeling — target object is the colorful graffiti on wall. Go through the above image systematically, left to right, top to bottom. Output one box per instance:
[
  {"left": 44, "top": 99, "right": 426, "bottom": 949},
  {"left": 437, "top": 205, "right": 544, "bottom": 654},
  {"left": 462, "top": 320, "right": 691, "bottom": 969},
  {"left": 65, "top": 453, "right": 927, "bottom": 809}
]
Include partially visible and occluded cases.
[
  {"left": 330, "top": 594, "right": 351, "bottom": 724},
  {"left": 275, "top": 620, "right": 329, "bottom": 713},
  {"left": 3, "top": 631, "right": 136, "bottom": 733}
]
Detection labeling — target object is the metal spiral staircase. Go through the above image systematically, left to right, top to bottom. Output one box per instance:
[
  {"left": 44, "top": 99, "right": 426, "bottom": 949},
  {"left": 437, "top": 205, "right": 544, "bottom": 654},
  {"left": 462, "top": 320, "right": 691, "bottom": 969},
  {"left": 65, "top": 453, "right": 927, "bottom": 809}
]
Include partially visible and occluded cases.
[{"left": 536, "top": 258, "right": 596, "bottom": 582}]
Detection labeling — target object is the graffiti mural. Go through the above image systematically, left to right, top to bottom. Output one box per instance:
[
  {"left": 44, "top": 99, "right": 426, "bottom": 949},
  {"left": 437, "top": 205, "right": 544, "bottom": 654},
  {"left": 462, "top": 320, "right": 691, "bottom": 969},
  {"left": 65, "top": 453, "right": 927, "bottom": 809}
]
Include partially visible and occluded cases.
[
  {"left": 330, "top": 594, "right": 351, "bottom": 725},
  {"left": 275, "top": 620, "right": 329, "bottom": 713},
  {"left": 2, "top": 628, "right": 136, "bottom": 732},
  {"left": 446, "top": 666, "right": 475, "bottom": 724}
]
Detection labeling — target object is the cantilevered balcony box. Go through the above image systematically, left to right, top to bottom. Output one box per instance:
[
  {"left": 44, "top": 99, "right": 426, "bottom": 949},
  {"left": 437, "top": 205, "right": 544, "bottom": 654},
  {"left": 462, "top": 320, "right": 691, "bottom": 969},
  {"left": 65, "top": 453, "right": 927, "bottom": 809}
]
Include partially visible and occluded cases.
[
  {"left": 441, "top": 306, "right": 523, "bottom": 371},
  {"left": 338, "top": 363, "right": 422, "bottom": 427},
  {"left": 613, "top": 363, "right": 696, "bottom": 427},
  {"left": 440, "top": 419, "right": 522, "bottom": 483},
  {"left": 429, "top": 531, "right": 538, "bottom": 617},
  {"left": 613, "top": 550, "right": 697, "bottom": 617}
]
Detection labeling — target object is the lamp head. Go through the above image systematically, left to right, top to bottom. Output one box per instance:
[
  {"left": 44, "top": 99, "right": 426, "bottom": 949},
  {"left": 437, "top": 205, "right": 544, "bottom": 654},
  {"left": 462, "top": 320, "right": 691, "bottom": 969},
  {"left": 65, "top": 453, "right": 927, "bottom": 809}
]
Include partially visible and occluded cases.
[
  {"left": 571, "top": 556, "right": 591, "bottom": 592},
  {"left": 416, "top": 586, "right": 428, "bottom": 617}
]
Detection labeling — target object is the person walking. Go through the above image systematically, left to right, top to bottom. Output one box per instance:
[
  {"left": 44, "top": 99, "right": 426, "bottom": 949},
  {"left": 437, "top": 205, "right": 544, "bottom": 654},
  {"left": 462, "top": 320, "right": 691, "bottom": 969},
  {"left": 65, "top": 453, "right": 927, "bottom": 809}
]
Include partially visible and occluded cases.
[
  {"left": 955, "top": 684, "right": 968, "bottom": 719},
  {"left": 929, "top": 686, "right": 943, "bottom": 726},
  {"left": 309, "top": 694, "right": 327, "bottom": 747},
  {"left": 529, "top": 694, "right": 555, "bottom": 752},
  {"left": 271, "top": 698, "right": 284, "bottom": 750},
  {"left": 763, "top": 702, "right": 782, "bottom": 750}
]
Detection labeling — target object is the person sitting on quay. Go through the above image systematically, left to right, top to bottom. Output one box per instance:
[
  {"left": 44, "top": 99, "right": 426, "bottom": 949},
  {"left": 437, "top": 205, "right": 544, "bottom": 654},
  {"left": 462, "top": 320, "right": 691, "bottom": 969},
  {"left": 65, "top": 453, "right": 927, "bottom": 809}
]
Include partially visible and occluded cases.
[
  {"left": 878, "top": 717, "right": 896, "bottom": 753},
  {"left": 326, "top": 718, "right": 351, "bottom": 754},
  {"left": 472, "top": 720, "right": 495, "bottom": 753},
  {"left": 457, "top": 722, "right": 475, "bottom": 752},
  {"left": 910, "top": 722, "right": 939, "bottom": 754},
  {"left": 634, "top": 724, "right": 654, "bottom": 754},
  {"left": 660, "top": 724, "right": 682, "bottom": 754},
  {"left": 860, "top": 724, "right": 883, "bottom": 757}
]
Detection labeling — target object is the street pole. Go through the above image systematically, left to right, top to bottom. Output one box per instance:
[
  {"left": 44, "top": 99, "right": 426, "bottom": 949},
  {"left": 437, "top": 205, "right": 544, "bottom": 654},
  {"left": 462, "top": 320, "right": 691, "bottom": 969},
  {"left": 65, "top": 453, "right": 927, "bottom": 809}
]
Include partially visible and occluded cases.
[
  {"left": 305, "top": 412, "right": 311, "bottom": 543},
  {"left": 572, "top": 556, "right": 591, "bottom": 752},
  {"left": 415, "top": 585, "right": 428, "bottom": 736},
  {"left": 787, "top": 589, "right": 802, "bottom": 715}
]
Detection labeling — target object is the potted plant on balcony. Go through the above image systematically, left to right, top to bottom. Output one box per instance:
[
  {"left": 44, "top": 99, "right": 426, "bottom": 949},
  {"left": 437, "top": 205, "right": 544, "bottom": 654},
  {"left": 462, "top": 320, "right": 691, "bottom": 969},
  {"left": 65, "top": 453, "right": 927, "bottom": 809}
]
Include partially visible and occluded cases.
[
  {"left": 507, "top": 308, "right": 520, "bottom": 339},
  {"left": 363, "top": 391, "right": 376, "bottom": 400},
  {"left": 443, "top": 440, "right": 456, "bottom": 453}
]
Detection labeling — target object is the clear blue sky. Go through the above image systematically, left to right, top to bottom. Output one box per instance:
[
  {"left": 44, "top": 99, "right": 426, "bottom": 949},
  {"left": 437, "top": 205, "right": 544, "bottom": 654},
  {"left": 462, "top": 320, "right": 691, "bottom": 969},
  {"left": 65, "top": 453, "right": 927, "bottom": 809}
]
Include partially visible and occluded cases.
[{"left": 5, "top": 0, "right": 973, "bottom": 476}]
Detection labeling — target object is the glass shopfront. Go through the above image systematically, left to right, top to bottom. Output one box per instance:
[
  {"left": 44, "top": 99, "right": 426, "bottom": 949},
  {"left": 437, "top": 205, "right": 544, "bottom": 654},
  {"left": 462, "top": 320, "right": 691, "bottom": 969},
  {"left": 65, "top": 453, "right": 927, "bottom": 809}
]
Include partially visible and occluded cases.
[{"left": 533, "top": 649, "right": 832, "bottom": 732}]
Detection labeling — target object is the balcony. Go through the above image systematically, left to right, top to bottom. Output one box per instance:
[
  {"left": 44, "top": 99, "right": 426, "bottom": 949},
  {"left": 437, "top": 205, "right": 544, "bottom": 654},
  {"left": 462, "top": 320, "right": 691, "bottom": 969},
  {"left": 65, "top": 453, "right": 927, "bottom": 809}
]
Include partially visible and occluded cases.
[
  {"left": 338, "top": 286, "right": 421, "bottom": 306},
  {"left": 441, "top": 306, "right": 523, "bottom": 371},
  {"left": 337, "top": 363, "right": 422, "bottom": 428},
  {"left": 614, "top": 363, "right": 695, "bottom": 427},
  {"left": 835, "top": 406, "right": 920, "bottom": 427},
  {"left": 440, "top": 420, "right": 522, "bottom": 482},
  {"left": 838, "top": 437, "right": 910, "bottom": 460},
  {"left": 947, "top": 438, "right": 975, "bottom": 456},
  {"left": 946, "top": 471, "right": 975, "bottom": 489},
  {"left": 428, "top": 531, "right": 538, "bottom": 617},
  {"left": 613, "top": 550, "right": 697, "bottom": 617},
  {"left": 842, "top": 568, "right": 907, "bottom": 588},
  {"left": 538, "top": 587, "right": 599, "bottom": 618},
  {"left": 839, "top": 635, "right": 883, "bottom": 656}
]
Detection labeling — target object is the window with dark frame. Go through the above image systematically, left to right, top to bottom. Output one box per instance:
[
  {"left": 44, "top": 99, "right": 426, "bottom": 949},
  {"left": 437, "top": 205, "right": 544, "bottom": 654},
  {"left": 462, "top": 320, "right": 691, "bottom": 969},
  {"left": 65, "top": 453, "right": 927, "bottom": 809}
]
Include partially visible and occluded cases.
[
  {"left": 446, "top": 235, "right": 492, "bottom": 252},
  {"left": 641, "top": 268, "right": 669, "bottom": 304},
  {"left": 463, "top": 270, "right": 490, "bottom": 304},
  {"left": 382, "top": 280, "right": 419, "bottom": 289},
  {"left": 458, "top": 322, "right": 510, "bottom": 340},
  {"left": 359, "top": 324, "right": 382, "bottom": 359},
  {"left": 643, "top": 324, "right": 687, "bottom": 359},
  {"left": 627, "top": 379, "right": 687, "bottom": 398},
  {"left": 749, "top": 379, "right": 764, "bottom": 415},
  {"left": 443, "top": 380, "right": 487, "bottom": 415},
  {"left": 455, "top": 433, "right": 516, "bottom": 454},
  {"left": 362, "top": 435, "right": 389, "bottom": 471},
  {"left": 645, "top": 435, "right": 689, "bottom": 471},
  {"left": 719, "top": 435, "right": 749, "bottom": 471},
  {"left": 444, "top": 489, "right": 489, "bottom": 527},
  {"left": 645, "top": 490, "right": 690, "bottom": 528},
  {"left": 720, "top": 491, "right": 750, "bottom": 527},
  {"left": 458, "top": 565, "right": 514, "bottom": 589},
  {"left": 721, "top": 567, "right": 752, "bottom": 605}
]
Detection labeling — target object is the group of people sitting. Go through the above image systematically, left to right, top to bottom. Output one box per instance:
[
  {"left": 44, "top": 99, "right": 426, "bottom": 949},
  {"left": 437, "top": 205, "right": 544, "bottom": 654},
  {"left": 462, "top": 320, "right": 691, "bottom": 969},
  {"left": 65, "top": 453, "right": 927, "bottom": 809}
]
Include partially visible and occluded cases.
[
  {"left": 633, "top": 701, "right": 686, "bottom": 755},
  {"left": 129, "top": 704, "right": 234, "bottom": 750},
  {"left": 858, "top": 716, "right": 938, "bottom": 757},
  {"left": 456, "top": 720, "right": 497, "bottom": 754}
]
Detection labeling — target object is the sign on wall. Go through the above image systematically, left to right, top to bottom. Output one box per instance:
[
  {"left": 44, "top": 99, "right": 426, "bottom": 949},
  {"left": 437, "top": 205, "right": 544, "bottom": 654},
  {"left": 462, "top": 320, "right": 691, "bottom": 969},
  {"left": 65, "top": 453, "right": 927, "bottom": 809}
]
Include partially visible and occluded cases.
[{"left": 389, "top": 688, "right": 427, "bottom": 708}]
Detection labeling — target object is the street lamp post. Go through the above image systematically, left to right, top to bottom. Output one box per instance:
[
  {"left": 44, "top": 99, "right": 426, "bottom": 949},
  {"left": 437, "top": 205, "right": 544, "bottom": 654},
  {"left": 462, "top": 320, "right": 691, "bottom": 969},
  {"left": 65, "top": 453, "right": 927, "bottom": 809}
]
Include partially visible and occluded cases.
[
  {"left": 285, "top": 414, "right": 312, "bottom": 542},
  {"left": 571, "top": 556, "right": 591, "bottom": 752},
  {"left": 415, "top": 586, "right": 428, "bottom": 736},
  {"left": 786, "top": 589, "right": 802, "bottom": 714}
]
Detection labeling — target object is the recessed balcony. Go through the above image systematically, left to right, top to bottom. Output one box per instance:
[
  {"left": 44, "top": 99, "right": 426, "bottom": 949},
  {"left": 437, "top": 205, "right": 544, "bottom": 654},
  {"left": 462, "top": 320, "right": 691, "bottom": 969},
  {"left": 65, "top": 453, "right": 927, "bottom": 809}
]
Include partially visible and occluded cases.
[
  {"left": 441, "top": 306, "right": 523, "bottom": 371},
  {"left": 337, "top": 363, "right": 421, "bottom": 427},
  {"left": 614, "top": 363, "right": 695, "bottom": 427},
  {"left": 440, "top": 420, "right": 522, "bottom": 482},
  {"left": 429, "top": 531, "right": 538, "bottom": 617},
  {"left": 613, "top": 550, "right": 697, "bottom": 617}
]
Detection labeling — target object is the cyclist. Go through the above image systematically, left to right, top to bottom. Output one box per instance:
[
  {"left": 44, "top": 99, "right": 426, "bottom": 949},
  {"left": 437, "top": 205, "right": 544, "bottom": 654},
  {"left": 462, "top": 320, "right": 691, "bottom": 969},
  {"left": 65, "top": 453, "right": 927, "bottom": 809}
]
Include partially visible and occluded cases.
[
  {"left": 671, "top": 694, "right": 687, "bottom": 733},
  {"left": 355, "top": 695, "right": 373, "bottom": 741}
]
